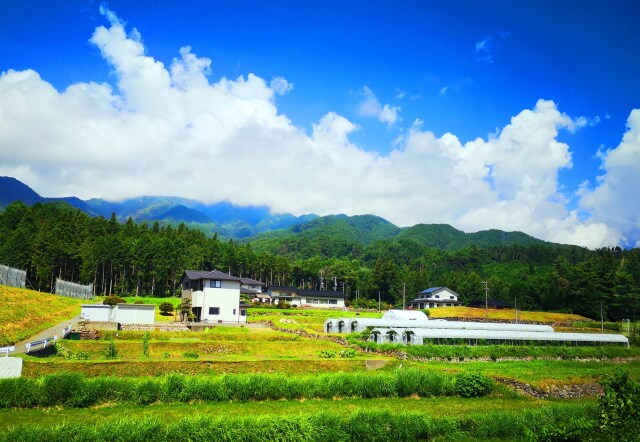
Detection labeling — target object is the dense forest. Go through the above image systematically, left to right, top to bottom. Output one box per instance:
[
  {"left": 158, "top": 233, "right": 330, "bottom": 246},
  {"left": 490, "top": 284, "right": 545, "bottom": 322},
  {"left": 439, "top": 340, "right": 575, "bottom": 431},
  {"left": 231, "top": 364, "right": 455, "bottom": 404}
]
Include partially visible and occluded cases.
[{"left": 1, "top": 201, "right": 639, "bottom": 321}]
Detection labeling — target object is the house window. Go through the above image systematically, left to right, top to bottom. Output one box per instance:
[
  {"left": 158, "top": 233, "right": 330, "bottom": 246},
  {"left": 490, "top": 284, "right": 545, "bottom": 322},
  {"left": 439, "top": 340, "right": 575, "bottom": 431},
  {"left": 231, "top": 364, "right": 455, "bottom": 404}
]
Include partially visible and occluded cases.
[
  {"left": 210, "top": 280, "right": 221, "bottom": 288},
  {"left": 435, "top": 295, "right": 439, "bottom": 298},
  {"left": 450, "top": 296, "right": 455, "bottom": 299},
  {"left": 329, "top": 299, "right": 337, "bottom": 305},
  {"left": 429, "top": 303, "right": 435, "bottom": 308},
  {"left": 209, "top": 307, "right": 220, "bottom": 315},
  {"left": 233, "top": 309, "right": 236, "bottom": 315},
  {"left": 241, "top": 310, "right": 246, "bottom": 317}
]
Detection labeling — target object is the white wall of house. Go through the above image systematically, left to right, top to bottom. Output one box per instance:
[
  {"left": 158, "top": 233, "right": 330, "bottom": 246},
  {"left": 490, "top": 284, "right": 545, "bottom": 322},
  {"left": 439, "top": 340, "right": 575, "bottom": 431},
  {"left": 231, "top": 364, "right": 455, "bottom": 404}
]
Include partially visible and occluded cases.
[
  {"left": 197, "top": 279, "right": 245, "bottom": 323},
  {"left": 301, "top": 297, "right": 345, "bottom": 308},
  {"left": 112, "top": 304, "right": 155, "bottom": 324},
  {"left": 81, "top": 305, "right": 112, "bottom": 322}
]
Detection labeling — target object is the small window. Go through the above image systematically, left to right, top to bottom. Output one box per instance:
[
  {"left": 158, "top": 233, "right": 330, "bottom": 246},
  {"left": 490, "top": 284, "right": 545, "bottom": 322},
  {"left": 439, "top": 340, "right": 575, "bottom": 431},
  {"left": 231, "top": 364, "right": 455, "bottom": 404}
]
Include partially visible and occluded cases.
[
  {"left": 210, "top": 280, "right": 221, "bottom": 288},
  {"left": 435, "top": 295, "right": 439, "bottom": 298},
  {"left": 450, "top": 296, "right": 455, "bottom": 299},
  {"left": 209, "top": 307, "right": 220, "bottom": 315},
  {"left": 233, "top": 309, "right": 236, "bottom": 315},
  {"left": 240, "top": 310, "right": 246, "bottom": 317}
]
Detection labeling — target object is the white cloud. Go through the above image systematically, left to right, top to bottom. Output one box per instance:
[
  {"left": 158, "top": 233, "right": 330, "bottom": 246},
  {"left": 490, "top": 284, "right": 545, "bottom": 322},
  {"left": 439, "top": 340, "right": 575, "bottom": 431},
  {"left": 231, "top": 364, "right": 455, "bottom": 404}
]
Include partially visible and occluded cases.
[
  {"left": 0, "top": 7, "right": 636, "bottom": 249},
  {"left": 270, "top": 76, "right": 293, "bottom": 95},
  {"left": 358, "top": 86, "right": 400, "bottom": 126},
  {"left": 439, "top": 86, "right": 448, "bottom": 97},
  {"left": 394, "top": 88, "right": 405, "bottom": 100},
  {"left": 578, "top": 109, "right": 640, "bottom": 247}
]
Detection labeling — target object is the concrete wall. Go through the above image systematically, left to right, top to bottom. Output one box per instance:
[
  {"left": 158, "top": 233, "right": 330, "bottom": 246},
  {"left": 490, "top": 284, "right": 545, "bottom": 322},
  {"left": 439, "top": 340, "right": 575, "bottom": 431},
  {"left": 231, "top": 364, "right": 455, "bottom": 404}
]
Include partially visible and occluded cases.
[{"left": 0, "top": 357, "right": 22, "bottom": 379}]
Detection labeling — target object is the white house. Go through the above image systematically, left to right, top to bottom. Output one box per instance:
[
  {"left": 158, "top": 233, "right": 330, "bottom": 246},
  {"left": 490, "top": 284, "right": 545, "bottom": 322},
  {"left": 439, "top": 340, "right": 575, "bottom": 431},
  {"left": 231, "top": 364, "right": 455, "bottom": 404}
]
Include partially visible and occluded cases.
[
  {"left": 181, "top": 270, "right": 248, "bottom": 323},
  {"left": 240, "top": 277, "right": 271, "bottom": 303},
  {"left": 267, "top": 286, "right": 346, "bottom": 308},
  {"left": 409, "top": 287, "right": 461, "bottom": 309}
]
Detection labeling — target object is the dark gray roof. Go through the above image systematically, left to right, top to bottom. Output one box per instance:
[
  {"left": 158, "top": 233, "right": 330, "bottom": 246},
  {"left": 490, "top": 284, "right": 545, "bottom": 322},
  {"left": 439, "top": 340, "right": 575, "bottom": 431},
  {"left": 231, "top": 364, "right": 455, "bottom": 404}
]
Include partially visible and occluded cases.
[
  {"left": 183, "top": 269, "right": 241, "bottom": 282},
  {"left": 240, "top": 277, "right": 265, "bottom": 286},
  {"left": 268, "top": 286, "right": 298, "bottom": 292},
  {"left": 240, "top": 287, "right": 260, "bottom": 295},
  {"left": 298, "top": 289, "right": 345, "bottom": 299}
]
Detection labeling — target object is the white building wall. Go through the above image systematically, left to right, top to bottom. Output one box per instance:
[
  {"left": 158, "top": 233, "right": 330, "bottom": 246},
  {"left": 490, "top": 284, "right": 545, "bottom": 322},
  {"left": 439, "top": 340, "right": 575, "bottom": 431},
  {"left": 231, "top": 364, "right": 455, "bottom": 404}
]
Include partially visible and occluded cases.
[
  {"left": 201, "top": 280, "right": 244, "bottom": 323},
  {"left": 81, "top": 305, "right": 113, "bottom": 322},
  {"left": 112, "top": 305, "right": 155, "bottom": 324}
]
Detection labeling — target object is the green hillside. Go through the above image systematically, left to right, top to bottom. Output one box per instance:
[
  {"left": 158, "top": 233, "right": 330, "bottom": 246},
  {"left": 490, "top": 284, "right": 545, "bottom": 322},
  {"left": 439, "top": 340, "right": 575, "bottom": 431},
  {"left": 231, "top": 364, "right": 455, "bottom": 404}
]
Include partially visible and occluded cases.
[{"left": 248, "top": 214, "right": 400, "bottom": 258}]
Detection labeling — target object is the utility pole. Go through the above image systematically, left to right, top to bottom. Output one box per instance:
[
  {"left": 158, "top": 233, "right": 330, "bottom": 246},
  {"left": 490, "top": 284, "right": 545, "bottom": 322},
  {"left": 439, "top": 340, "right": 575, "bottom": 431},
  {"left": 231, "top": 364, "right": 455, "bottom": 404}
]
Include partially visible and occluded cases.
[
  {"left": 481, "top": 281, "right": 489, "bottom": 320},
  {"left": 403, "top": 283, "right": 406, "bottom": 310},
  {"left": 378, "top": 291, "right": 381, "bottom": 313},
  {"left": 515, "top": 296, "right": 518, "bottom": 323},
  {"left": 601, "top": 302, "right": 604, "bottom": 334}
]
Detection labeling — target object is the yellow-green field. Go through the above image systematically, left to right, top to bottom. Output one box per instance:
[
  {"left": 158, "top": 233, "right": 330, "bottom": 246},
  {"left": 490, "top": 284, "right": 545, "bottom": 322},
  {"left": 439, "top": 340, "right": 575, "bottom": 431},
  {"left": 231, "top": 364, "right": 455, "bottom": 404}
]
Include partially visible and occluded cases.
[
  {"left": 0, "top": 285, "right": 85, "bottom": 346},
  {"left": 426, "top": 306, "right": 591, "bottom": 323}
]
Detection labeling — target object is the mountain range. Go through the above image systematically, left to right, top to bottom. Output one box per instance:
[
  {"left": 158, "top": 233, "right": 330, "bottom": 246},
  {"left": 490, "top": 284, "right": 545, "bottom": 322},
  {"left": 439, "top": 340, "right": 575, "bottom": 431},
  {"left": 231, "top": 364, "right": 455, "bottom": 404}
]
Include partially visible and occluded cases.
[
  {"left": 0, "top": 176, "right": 566, "bottom": 251},
  {"left": 0, "top": 176, "right": 317, "bottom": 239}
]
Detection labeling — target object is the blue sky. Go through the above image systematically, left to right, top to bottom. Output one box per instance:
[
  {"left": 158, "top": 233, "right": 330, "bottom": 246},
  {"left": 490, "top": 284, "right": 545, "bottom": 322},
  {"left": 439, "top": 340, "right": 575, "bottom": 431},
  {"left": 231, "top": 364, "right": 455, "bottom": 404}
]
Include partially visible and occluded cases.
[{"left": 1, "top": 0, "right": 639, "bottom": 248}]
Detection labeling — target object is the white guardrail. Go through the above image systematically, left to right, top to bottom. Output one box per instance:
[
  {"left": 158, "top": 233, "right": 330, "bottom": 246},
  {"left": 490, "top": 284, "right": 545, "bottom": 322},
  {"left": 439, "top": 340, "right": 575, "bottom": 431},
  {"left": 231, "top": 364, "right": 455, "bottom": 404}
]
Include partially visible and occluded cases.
[
  {"left": 24, "top": 325, "right": 72, "bottom": 353},
  {"left": 1, "top": 345, "right": 16, "bottom": 357}
]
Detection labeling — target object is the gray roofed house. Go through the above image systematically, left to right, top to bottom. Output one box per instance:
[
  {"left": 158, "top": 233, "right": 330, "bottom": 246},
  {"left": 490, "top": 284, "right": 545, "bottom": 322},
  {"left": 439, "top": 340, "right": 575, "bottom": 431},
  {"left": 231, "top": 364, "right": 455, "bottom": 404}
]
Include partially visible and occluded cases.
[
  {"left": 267, "top": 286, "right": 346, "bottom": 309},
  {"left": 410, "top": 286, "right": 462, "bottom": 309}
]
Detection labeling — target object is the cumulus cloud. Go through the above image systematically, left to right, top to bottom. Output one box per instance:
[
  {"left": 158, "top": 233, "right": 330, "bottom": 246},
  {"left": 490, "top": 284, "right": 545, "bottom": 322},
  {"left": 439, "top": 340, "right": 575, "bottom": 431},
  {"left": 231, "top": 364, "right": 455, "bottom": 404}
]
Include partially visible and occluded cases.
[
  {"left": 0, "top": 7, "right": 635, "bottom": 248},
  {"left": 358, "top": 86, "right": 400, "bottom": 126},
  {"left": 578, "top": 109, "right": 640, "bottom": 247}
]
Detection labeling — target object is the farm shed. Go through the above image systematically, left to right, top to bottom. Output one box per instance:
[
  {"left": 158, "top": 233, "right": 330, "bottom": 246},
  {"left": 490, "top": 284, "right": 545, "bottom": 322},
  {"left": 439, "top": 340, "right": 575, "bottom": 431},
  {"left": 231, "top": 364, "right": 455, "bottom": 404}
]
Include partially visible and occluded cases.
[
  {"left": 80, "top": 304, "right": 112, "bottom": 322},
  {"left": 111, "top": 304, "right": 155, "bottom": 325},
  {"left": 401, "top": 328, "right": 629, "bottom": 347}
]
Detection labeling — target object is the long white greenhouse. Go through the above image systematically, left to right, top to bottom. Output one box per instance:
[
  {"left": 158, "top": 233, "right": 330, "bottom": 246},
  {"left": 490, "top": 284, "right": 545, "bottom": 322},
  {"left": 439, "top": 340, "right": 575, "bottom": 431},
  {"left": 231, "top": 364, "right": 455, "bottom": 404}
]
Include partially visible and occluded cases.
[
  {"left": 325, "top": 308, "right": 629, "bottom": 347},
  {"left": 324, "top": 318, "right": 554, "bottom": 334},
  {"left": 367, "top": 327, "right": 629, "bottom": 347}
]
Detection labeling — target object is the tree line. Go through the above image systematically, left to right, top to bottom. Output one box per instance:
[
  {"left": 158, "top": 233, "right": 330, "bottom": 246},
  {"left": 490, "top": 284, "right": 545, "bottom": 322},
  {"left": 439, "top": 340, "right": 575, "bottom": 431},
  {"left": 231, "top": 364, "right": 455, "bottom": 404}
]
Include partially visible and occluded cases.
[{"left": 1, "top": 201, "right": 638, "bottom": 320}]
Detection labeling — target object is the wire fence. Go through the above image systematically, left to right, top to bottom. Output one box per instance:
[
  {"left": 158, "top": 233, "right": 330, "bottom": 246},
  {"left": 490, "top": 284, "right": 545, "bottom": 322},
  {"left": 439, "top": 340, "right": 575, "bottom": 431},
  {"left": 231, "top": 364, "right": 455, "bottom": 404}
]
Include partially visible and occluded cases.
[
  {"left": 0, "top": 264, "right": 26, "bottom": 289},
  {"left": 54, "top": 278, "right": 94, "bottom": 300}
]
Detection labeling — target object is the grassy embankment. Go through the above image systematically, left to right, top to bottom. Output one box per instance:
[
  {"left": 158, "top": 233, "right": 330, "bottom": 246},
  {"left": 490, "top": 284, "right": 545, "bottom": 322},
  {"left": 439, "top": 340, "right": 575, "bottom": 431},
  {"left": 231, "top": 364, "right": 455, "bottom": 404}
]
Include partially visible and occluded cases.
[{"left": 0, "top": 285, "right": 85, "bottom": 346}]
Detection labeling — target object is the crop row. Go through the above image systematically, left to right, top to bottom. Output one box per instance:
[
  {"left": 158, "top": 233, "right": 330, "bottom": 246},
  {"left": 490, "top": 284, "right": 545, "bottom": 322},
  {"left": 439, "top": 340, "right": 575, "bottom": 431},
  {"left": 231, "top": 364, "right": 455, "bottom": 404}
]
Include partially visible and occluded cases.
[
  {"left": 0, "top": 369, "right": 493, "bottom": 408},
  {"left": 0, "top": 404, "right": 597, "bottom": 442}
]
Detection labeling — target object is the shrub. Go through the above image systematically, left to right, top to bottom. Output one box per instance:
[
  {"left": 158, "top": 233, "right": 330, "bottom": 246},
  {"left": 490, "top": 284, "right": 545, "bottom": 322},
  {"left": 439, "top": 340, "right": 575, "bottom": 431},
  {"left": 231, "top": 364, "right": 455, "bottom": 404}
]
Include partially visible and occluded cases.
[
  {"left": 103, "top": 295, "right": 127, "bottom": 306},
  {"left": 159, "top": 302, "right": 174, "bottom": 316},
  {"left": 142, "top": 332, "right": 150, "bottom": 357},
  {"left": 105, "top": 338, "right": 118, "bottom": 359},
  {"left": 339, "top": 348, "right": 357, "bottom": 358},
  {"left": 319, "top": 349, "right": 337, "bottom": 358},
  {"left": 183, "top": 351, "right": 199, "bottom": 359},
  {"left": 598, "top": 370, "right": 640, "bottom": 441},
  {"left": 455, "top": 372, "right": 494, "bottom": 398}
]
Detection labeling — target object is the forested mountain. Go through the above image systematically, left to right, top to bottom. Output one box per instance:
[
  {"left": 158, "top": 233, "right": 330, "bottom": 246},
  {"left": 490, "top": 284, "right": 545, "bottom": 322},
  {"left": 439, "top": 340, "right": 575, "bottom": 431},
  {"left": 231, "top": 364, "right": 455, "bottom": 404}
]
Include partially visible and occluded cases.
[
  {"left": 0, "top": 176, "right": 317, "bottom": 239},
  {"left": 1, "top": 201, "right": 639, "bottom": 321}
]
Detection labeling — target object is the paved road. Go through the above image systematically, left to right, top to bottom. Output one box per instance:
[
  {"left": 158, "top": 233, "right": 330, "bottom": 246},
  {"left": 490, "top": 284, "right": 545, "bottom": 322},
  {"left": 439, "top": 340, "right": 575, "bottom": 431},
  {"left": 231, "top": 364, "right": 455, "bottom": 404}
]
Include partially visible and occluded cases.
[{"left": 13, "top": 315, "right": 82, "bottom": 354}]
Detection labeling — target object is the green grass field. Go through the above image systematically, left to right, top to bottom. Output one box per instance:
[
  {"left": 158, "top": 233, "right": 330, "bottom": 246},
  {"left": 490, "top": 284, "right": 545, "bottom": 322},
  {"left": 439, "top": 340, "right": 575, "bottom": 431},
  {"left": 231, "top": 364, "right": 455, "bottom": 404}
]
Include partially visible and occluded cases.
[{"left": 3, "top": 298, "right": 638, "bottom": 440}]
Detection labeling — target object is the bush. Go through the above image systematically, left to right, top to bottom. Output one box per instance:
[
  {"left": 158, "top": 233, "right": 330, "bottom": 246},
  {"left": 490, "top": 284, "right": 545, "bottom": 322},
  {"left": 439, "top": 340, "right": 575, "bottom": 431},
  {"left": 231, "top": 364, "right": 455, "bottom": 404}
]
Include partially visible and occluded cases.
[
  {"left": 103, "top": 295, "right": 127, "bottom": 306},
  {"left": 159, "top": 302, "right": 174, "bottom": 316},
  {"left": 105, "top": 338, "right": 118, "bottom": 359},
  {"left": 318, "top": 349, "right": 337, "bottom": 358},
  {"left": 339, "top": 349, "right": 357, "bottom": 358},
  {"left": 183, "top": 351, "right": 199, "bottom": 359},
  {"left": 598, "top": 370, "right": 640, "bottom": 441},
  {"left": 455, "top": 372, "right": 494, "bottom": 398}
]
